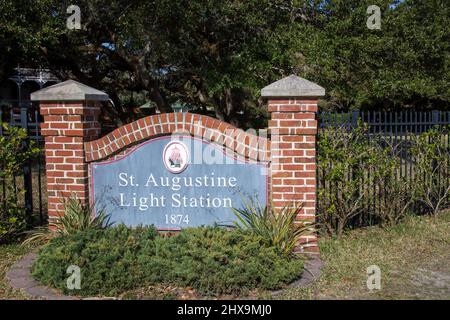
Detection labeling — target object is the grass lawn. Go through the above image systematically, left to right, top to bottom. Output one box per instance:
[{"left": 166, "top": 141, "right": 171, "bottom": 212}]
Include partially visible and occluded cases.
[
  {"left": 272, "top": 210, "right": 450, "bottom": 300},
  {"left": 1, "top": 211, "right": 449, "bottom": 300}
]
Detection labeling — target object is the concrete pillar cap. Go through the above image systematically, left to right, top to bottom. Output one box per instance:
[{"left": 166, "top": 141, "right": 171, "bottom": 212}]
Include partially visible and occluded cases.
[
  {"left": 261, "top": 75, "right": 325, "bottom": 98},
  {"left": 31, "top": 80, "right": 109, "bottom": 101}
]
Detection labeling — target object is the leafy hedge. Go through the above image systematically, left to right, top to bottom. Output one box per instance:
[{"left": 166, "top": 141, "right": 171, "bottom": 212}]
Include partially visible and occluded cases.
[
  {"left": 0, "top": 123, "right": 40, "bottom": 243},
  {"left": 317, "top": 124, "right": 450, "bottom": 237},
  {"left": 32, "top": 226, "right": 304, "bottom": 297}
]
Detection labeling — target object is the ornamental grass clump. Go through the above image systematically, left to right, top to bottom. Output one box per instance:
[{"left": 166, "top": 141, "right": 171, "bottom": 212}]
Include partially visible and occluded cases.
[
  {"left": 23, "top": 196, "right": 110, "bottom": 245},
  {"left": 53, "top": 197, "right": 111, "bottom": 235},
  {"left": 231, "top": 200, "right": 313, "bottom": 257}
]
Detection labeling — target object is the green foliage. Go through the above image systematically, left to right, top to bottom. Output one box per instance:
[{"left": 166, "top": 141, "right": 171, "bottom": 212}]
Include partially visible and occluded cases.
[
  {"left": 0, "top": 0, "right": 58, "bottom": 78},
  {"left": 1, "top": 0, "right": 296, "bottom": 127},
  {"left": 295, "top": 0, "right": 450, "bottom": 111},
  {"left": 4, "top": 1, "right": 447, "bottom": 127},
  {"left": 0, "top": 123, "right": 40, "bottom": 243},
  {"left": 0, "top": 123, "right": 39, "bottom": 176},
  {"left": 318, "top": 123, "right": 450, "bottom": 236},
  {"left": 318, "top": 124, "right": 380, "bottom": 236},
  {"left": 412, "top": 127, "right": 450, "bottom": 215},
  {"left": 371, "top": 149, "right": 413, "bottom": 227},
  {"left": 22, "top": 196, "right": 111, "bottom": 245},
  {"left": 53, "top": 197, "right": 111, "bottom": 236},
  {"left": 232, "top": 200, "right": 312, "bottom": 257},
  {"left": 0, "top": 205, "right": 26, "bottom": 245},
  {"left": 32, "top": 226, "right": 304, "bottom": 297}
]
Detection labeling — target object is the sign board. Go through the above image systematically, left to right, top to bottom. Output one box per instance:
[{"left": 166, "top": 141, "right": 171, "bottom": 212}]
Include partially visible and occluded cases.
[{"left": 91, "top": 135, "right": 268, "bottom": 229}]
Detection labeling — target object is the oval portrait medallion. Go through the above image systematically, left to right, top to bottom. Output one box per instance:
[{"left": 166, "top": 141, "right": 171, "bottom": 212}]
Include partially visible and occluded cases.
[{"left": 163, "top": 141, "right": 189, "bottom": 174}]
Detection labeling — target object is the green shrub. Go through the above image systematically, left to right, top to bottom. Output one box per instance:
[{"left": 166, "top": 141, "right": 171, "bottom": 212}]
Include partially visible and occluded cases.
[
  {"left": 0, "top": 123, "right": 40, "bottom": 243},
  {"left": 317, "top": 123, "right": 418, "bottom": 236},
  {"left": 317, "top": 124, "right": 385, "bottom": 236},
  {"left": 318, "top": 124, "right": 450, "bottom": 235},
  {"left": 412, "top": 127, "right": 450, "bottom": 215},
  {"left": 371, "top": 148, "right": 413, "bottom": 227},
  {"left": 232, "top": 200, "right": 312, "bottom": 257},
  {"left": 0, "top": 205, "right": 27, "bottom": 244},
  {"left": 32, "top": 226, "right": 303, "bottom": 297}
]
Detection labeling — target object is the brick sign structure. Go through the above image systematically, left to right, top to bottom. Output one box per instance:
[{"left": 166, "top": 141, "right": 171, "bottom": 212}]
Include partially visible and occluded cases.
[{"left": 31, "top": 75, "right": 325, "bottom": 253}]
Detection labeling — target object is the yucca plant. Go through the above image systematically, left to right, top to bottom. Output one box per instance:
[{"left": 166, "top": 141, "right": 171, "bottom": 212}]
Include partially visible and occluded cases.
[
  {"left": 23, "top": 196, "right": 110, "bottom": 245},
  {"left": 54, "top": 197, "right": 110, "bottom": 236},
  {"left": 232, "top": 199, "right": 314, "bottom": 257},
  {"left": 21, "top": 225, "right": 54, "bottom": 246}
]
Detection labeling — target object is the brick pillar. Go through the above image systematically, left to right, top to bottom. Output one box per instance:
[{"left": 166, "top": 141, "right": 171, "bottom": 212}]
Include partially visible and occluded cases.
[
  {"left": 261, "top": 75, "right": 325, "bottom": 254},
  {"left": 31, "top": 80, "right": 109, "bottom": 221}
]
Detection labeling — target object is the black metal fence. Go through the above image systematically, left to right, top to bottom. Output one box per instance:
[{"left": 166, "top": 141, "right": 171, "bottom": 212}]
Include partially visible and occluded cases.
[
  {"left": 0, "top": 104, "right": 46, "bottom": 226},
  {"left": 1, "top": 106, "right": 449, "bottom": 231},
  {"left": 318, "top": 110, "right": 450, "bottom": 228},
  {"left": 320, "top": 110, "right": 450, "bottom": 132}
]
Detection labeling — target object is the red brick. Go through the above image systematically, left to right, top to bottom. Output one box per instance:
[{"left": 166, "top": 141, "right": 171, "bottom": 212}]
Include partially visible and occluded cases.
[
  {"left": 271, "top": 113, "right": 293, "bottom": 120},
  {"left": 293, "top": 113, "right": 315, "bottom": 120},
  {"left": 278, "top": 120, "right": 301, "bottom": 127},
  {"left": 295, "top": 128, "right": 317, "bottom": 135},
  {"left": 282, "top": 150, "right": 304, "bottom": 157}
]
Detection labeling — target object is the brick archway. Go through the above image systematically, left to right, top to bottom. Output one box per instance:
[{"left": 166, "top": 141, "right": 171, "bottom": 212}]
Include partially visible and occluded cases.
[{"left": 85, "top": 113, "right": 270, "bottom": 163}]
